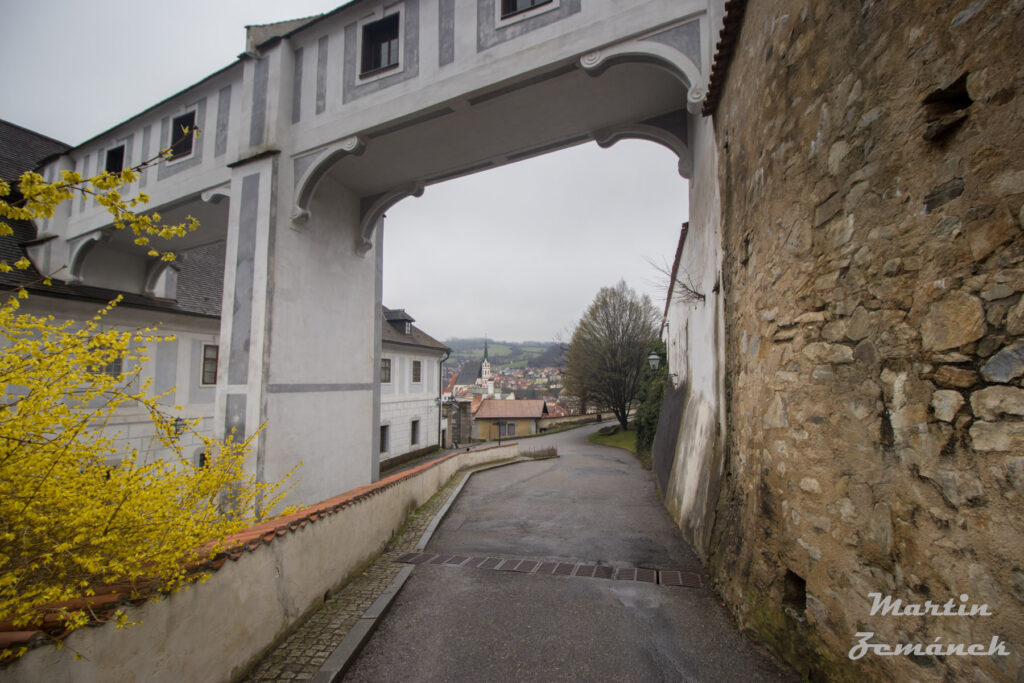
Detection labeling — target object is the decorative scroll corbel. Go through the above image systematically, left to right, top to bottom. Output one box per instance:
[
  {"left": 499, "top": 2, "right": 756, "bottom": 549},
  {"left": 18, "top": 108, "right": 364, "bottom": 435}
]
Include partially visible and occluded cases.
[
  {"left": 579, "top": 40, "right": 705, "bottom": 115},
  {"left": 592, "top": 123, "right": 692, "bottom": 178},
  {"left": 292, "top": 135, "right": 367, "bottom": 228},
  {"left": 200, "top": 183, "right": 231, "bottom": 204},
  {"left": 357, "top": 183, "right": 425, "bottom": 255},
  {"left": 67, "top": 228, "right": 114, "bottom": 284}
]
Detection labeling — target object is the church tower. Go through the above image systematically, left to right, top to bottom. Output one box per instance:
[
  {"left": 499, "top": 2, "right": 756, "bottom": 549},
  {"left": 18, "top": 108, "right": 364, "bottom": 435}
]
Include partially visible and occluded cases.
[{"left": 480, "top": 338, "right": 491, "bottom": 383}]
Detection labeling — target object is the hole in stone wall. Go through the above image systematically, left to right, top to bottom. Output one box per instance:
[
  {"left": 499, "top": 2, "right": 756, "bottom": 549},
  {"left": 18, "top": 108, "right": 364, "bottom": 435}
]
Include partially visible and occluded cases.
[
  {"left": 922, "top": 72, "right": 973, "bottom": 142},
  {"left": 782, "top": 569, "right": 807, "bottom": 616}
]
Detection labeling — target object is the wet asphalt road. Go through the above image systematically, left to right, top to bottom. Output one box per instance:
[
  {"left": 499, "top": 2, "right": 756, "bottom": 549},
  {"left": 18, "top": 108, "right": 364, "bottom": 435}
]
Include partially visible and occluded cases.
[{"left": 344, "top": 424, "right": 798, "bottom": 682}]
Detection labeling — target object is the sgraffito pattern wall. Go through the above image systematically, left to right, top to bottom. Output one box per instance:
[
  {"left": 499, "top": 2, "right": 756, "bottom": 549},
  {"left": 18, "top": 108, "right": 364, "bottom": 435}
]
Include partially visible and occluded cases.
[{"left": 708, "top": 1, "right": 1024, "bottom": 680}]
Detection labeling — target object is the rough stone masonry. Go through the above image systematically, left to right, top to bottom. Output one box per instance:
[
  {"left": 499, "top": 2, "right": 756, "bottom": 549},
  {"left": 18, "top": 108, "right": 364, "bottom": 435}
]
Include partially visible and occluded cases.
[{"left": 708, "top": 1, "right": 1024, "bottom": 681}]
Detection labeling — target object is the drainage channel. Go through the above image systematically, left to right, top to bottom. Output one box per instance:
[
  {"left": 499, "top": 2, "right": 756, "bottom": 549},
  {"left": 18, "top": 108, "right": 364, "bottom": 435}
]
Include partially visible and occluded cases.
[{"left": 395, "top": 552, "right": 703, "bottom": 588}]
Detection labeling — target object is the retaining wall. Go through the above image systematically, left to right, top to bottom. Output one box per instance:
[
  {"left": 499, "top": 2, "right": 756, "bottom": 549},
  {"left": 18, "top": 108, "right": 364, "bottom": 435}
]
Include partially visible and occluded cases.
[{"left": 3, "top": 444, "right": 519, "bottom": 682}]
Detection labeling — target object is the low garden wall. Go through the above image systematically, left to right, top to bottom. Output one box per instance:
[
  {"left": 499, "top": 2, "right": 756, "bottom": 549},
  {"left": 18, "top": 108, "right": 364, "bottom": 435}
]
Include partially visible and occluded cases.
[{"left": 3, "top": 443, "right": 519, "bottom": 682}]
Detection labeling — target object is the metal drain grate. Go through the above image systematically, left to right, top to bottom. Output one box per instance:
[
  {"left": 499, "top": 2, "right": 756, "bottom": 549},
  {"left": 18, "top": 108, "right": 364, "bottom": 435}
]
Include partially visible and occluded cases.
[
  {"left": 394, "top": 552, "right": 704, "bottom": 589},
  {"left": 659, "top": 570, "right": 703, "bottom": 588}
]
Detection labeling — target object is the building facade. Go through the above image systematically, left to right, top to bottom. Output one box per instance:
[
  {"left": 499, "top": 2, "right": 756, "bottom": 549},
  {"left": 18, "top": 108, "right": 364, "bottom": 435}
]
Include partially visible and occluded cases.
[{"left": 379, "top": 307, "right": 448, "bottom": 464}]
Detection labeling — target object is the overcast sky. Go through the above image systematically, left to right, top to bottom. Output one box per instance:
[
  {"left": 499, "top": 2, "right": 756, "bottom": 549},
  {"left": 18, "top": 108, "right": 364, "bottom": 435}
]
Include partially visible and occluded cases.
[{"left": 0, "top": 1, "right": 689, "bottom": 342}]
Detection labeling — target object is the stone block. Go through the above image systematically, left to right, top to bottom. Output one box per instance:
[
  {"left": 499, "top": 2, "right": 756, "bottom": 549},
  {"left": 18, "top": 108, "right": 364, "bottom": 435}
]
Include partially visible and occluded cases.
[
  {"left": 923, "top": 177, "right": 964, "bottom": 213},
  {"left": 967, "top": 210, "right": 1018, "bottom": 262},
  {"left": 981, "top": 284, "right": 1015, "bottom": 301},
  {"left": 920, "top": 291, "right": 986, "bottom": 351},
  {"left": 1006, "top": 296, "right": 1024, "bottom": 336},
  {"left": 980, "top": 340, "right": 1024, "bottom": 383},
  {"left": 802, "top": 341, "right": 854, "bottom": 364},
  {"left": 933, "top": 365, "right": 977, "bottom": 388},
  {"left": 970, "top": 386, "right": 1024, "bottom": 420},
  {"left": 931, "top": 390, "right": 964, "bottom": 422},
  {"left": 970, "top": 421, "right": 1024, "bottom": 452}
]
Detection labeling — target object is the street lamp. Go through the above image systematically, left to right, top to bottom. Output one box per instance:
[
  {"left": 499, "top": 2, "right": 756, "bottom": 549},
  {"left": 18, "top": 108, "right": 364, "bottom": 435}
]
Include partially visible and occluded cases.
[{"left": 647, "top": 351, "right": 661, "bottom": 372}]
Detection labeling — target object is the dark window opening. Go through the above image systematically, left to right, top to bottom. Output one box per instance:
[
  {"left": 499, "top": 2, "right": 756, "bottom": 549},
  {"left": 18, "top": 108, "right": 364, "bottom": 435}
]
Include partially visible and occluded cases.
[
  {"left": 501, "top": 0, "right": 552, "bottom": 19},
  {"left": 361, "top": 14, "right": 400, "bottom": 76},
  {"left": 170, "top": 111, "right": 196, "bottom": 159},
  {"left": 105, "top": 145, "right": 125, "bottom": 174},
  {"left": 201, "top": 344, "right": 219, "bottom": 385},
  {"left": 381, "top": 358, "right": 392, "bottom": 383},
  {"left": 412, "top": 360, "right": 422, "bottom": 383},
  {"left": 411, "top": 419, "right": 420, "bottom": 445},
  {"left": 380, "top": 425, "right": 389, "bottom": 452},
  {"left": 782, "top": 569, "right": 807, "bottom": 616}
]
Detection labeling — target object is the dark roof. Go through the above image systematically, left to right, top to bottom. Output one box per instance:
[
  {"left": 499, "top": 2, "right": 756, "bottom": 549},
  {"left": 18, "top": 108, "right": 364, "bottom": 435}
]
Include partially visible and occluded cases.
[
  {"left": 0, "top": 119, "right": 70, "bottom": 180},
  {"left": 1, "top": 119, "right": 222, "bottom": 318},
  {"left": 0, "top": 224, "right": 222, "bottom": 320},
  {"left": 175, "top": 242, "right": 225, "bottom": 316},
  {"left": 381, "top": 306, "right": 449, "bottom": 353},
  {"left": 384, "top": 308, "right": 415, "bottom": 323},
  {"left": 458, "top": 361, "right": 482, "bottom": 384}
]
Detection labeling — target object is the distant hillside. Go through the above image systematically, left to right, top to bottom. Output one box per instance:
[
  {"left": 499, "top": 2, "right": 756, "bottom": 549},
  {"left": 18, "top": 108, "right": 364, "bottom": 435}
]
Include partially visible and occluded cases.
[{"left": 445, "top": 338, "right": 563, "bottom": 368}]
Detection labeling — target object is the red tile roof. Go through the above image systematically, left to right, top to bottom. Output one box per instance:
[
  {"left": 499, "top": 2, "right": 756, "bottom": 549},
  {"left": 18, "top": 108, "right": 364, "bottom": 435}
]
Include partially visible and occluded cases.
[{"left": 475, "top": 399, "right": 548, "bottom": 419}]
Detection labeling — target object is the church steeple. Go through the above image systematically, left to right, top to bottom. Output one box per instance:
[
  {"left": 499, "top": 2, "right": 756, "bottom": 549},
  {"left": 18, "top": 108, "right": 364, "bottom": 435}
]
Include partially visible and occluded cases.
[{"left": 480, "top": 337, "right": 491, "bottom": 384}]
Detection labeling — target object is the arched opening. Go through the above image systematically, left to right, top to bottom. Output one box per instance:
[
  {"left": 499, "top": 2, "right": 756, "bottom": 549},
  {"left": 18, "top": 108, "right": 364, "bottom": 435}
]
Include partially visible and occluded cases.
[{"left": 267, "top": 54, "right": 704, "bottom": 503}]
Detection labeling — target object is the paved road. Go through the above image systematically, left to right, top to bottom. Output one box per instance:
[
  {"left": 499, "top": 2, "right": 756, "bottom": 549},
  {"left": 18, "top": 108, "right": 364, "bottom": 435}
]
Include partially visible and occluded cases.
[{"left": 345, "top": 424, "right": 797, "bottom": 682}]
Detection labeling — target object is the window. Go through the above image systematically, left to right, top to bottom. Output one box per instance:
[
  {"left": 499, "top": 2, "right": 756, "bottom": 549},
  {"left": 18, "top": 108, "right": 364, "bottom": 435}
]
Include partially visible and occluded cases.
[
  {"left": 501, "top": 0, "right": 552, "bottom": 19},
  {"left": 361, "top": 14, "right": 400, "bottom": 76},
  {"left": 170, "top": 110, "right": 196, "bottom": 159},
  {"left": 105, "top": 145, "right": 125, "bottom": 174},
  {"left": 404, "top": 322, "right": 411, "bottom": 334},
  {"left": 201, "top": 344, "right": 218, "bottom": 385},
  {"left": 101, "top": 357, "right": 123, "bottom": 377},
  {"left": 381, "top": 358, "right": 392, "bottom": 383},
  {"left": 412, "top": 360, "right": 422, "bottom": 383},
  {"left": 411, "top": 419, "right": 419, "bottom": 445},
  {"left": 499, "top": 422, "right": 516, "bottom": 437},
  {"left": 380, "top": 424, "right": 389, "bottom": 452}
]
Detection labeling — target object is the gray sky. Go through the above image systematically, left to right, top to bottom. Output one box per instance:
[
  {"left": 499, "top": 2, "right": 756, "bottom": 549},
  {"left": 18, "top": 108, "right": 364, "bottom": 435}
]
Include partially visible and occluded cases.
[{"left": 1, "top": 1, "right": 689, "bottom": 342}]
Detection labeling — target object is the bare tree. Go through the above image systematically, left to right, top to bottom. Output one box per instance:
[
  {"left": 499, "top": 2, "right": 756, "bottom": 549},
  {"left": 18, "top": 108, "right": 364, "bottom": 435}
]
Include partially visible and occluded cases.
[{"left": 563, "top": 281, "right": 660, "bottom": 430}]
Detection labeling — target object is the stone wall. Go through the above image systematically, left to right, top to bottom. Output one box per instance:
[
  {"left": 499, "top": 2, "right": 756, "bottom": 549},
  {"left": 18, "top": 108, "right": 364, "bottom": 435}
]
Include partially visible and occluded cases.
[{"left": 708, "top": 1, "right": 1024, "bottom": 680}]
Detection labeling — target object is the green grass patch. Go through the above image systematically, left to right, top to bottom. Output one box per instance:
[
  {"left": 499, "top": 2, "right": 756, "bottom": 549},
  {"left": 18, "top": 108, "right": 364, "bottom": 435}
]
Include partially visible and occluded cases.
[{"left": 588, "top": 424, "right": 638, "bottom": 454}]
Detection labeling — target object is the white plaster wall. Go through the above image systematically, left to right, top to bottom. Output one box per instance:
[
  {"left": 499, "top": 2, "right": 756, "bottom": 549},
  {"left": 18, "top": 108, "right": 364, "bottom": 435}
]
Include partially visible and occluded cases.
[
  {"left": 285, "top": 0, "right": 707, "bottom": 156},
  {"left": 37, "top": 66, "right": 240, "bottom": 257},
  {"left": 662, "top": 111, "right": 726, "bottom": 559},
  {"left": 15, "top": 295, "right": 220, "bottom": 467},
  {"left": 380, "top": 344, "right": 442, "bottom": 458},
  {"left": 3, "top": 444, "right": 520, "bottom": 683}
]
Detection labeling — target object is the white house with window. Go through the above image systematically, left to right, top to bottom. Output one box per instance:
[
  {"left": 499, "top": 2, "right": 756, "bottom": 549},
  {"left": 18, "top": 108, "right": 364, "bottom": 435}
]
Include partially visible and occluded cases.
[{"left": 379, "top": 307, "right": 448, "bottom": 466}]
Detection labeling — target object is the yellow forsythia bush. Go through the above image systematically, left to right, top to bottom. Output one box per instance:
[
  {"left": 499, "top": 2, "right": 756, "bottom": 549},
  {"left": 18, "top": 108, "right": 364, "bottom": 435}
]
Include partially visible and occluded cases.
[
  {"left": 0, "top": 128, "right": 293, "bottom": 660},
  {"left": 0, "top": 295, "right": 292, "bottom": 660}
]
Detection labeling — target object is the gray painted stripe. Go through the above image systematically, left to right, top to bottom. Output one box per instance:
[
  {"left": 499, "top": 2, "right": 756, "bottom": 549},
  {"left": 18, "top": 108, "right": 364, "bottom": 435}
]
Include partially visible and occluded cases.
[
  {"left": 439, "top": 0, "right": 455, "bottom": 66},
  {"left": 477, "top": 0, "right": 581, "bottom": 52},
  {"left": 644, "top": 20, "right": 701, "bottom": 70},
  {"left": 316, "top": 36, "right": 328, "bottom": 114},
  {"left": 292, "top": 48, "right": 303, "bottom": 124},
  {"left": 250, "top": 58, "right": 269, "bottom": 148},
  {"left": 215, "top": 85, "right": 231, "bottom": 157},
  {"left": 227, "top": 173, "right": 260, "bottom": 385},
  {"left": 153, "top": 339, "right": 178, "bottom": 398},
  {"left": 267, "top": 383, "right": 374, "bottom": 394},
  {"left": 225, "top": 393, "right": 247, "bottom": 442}
]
